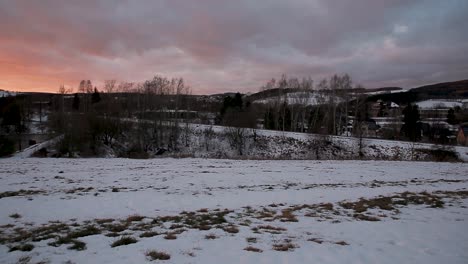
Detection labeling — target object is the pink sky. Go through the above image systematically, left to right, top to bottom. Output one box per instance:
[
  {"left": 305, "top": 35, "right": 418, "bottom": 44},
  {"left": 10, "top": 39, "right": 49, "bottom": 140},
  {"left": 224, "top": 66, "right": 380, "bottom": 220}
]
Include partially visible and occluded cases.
[{"left": 1, "top": 0, "right": 467, "bottom": 94}]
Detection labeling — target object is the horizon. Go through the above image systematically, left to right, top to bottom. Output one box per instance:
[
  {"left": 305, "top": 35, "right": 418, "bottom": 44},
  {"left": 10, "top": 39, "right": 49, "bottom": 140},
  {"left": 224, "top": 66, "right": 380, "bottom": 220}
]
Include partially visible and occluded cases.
[{"left": 1, "top": 1, "right": 468, "bottom": 94}]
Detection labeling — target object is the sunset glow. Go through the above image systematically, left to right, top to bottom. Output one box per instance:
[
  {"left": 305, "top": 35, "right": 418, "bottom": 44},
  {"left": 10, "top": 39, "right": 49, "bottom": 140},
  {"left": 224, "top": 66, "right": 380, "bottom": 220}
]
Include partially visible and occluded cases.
[{"left": 1, "top": 0, "right": 467, "bottom": 94}]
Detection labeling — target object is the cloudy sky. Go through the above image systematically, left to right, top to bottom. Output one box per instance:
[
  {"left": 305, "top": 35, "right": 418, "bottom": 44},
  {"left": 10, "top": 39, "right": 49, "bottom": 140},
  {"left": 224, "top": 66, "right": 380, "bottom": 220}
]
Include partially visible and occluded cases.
[{"left": 1, "top": 0, "right": 467, "bottom": 94}]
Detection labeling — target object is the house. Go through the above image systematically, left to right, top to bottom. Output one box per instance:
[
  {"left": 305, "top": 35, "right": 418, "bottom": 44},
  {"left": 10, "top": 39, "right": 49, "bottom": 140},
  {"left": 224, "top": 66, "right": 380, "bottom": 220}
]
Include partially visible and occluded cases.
[{"left": 457, "top": 123, "right": 468, "bottom": 146}]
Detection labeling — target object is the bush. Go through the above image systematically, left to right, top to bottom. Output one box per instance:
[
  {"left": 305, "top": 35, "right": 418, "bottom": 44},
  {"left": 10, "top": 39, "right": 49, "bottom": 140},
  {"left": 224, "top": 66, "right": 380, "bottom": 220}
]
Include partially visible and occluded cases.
[{"left": 420, "top": 146, "right": 460, "bottom": 162}]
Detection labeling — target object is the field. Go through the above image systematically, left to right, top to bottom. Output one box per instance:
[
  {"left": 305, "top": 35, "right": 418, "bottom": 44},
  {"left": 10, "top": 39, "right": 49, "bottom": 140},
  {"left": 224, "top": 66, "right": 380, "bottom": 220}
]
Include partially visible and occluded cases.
[{"left": 0, "top": 158, "right": 467, "bottom": 263}]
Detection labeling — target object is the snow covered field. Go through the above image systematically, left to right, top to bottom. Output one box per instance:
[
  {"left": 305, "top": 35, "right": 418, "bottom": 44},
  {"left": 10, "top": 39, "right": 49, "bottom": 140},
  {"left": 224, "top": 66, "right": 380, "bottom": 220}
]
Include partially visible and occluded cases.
[{"left": 0, "top": 158, "right": 467, "bottom": 263}]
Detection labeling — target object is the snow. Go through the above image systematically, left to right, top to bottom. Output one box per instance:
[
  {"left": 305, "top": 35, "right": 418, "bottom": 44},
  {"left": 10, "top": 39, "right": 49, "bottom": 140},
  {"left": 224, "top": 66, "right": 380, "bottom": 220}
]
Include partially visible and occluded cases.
[
  {"left": 0, "top": 90, "right": 17, "bottom": 97},
  {"left": 252, "top": 92, "right": 332, "bottom": 106},
  {"left": 415, "top": 100, "right": 464, "bottom": 109},
  {"left": 184, "top": 123, "right": 468, "bottom": 161},
  {"left": 11, "top": 135, "right": 63, "bottom": 158},
  {"left": 0, "top": 158, "right": 467, "bottom": 263}
]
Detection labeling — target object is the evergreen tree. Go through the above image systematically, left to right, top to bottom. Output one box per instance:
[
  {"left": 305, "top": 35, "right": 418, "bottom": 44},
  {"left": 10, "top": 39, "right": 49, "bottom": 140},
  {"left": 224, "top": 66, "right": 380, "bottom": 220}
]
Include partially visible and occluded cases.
[
  {"left": 91, "top": 88, "right": 101, "bottom": 104},
  {"left": 72, "top": 93, "right": 80, "bottom": 111},
  {"left": 402, "top": 104, "right": 420, "bottom": 141},
  {"left": 447, "top": 108, "right": 456, "bottom": 125}
]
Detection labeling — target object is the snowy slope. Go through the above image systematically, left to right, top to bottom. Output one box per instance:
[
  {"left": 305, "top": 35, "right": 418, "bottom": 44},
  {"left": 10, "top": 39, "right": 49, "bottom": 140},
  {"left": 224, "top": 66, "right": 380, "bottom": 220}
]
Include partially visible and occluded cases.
[
  {"left": 415, "top": 99, "right": 464, "bottom": 109},
  {"left": 183, "top": 123, "right": 468, "bottom": 161},
  {"left": 0, "top": 158, "right": 467, "bottom": 264}
]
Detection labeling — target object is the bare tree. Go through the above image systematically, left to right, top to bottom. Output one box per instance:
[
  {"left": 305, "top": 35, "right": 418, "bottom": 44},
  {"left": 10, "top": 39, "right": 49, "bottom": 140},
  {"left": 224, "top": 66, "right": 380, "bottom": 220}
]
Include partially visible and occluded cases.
[{"left": 104, "top": 80, "right": 117, "bottom": 93}]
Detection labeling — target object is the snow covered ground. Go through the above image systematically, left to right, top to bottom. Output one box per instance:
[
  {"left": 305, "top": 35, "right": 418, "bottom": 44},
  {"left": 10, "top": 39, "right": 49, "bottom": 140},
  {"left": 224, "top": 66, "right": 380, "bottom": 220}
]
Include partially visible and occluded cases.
[
  {"left": 415, "top": 99, "right": 466, "bottom": 109},
  {"left": 0, "top": 158, "right": 467, "bottom": 263}
]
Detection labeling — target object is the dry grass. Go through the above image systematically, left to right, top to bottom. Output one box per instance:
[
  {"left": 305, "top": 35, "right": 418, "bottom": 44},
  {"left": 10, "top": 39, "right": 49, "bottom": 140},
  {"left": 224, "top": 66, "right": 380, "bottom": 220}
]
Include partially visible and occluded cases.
[
  {"left": 0, "top": 189, "right": 45, "bottom": 199},
  {"left": 340, "top": 192, "right": 446, "bottom": 219},
  {"left": 277, "top": 209, "right": 298, "bottom": 222},
  {"left": 9, "top": 213, "right": 22, "bottom": 219},
  {"left": 353, "top": 214, "right": 380, "bottom": 221},
  {"left": 126, "top": 215, "right": 145, "bottom": 222},
  {"left": 95, "top": 218, "right": 114, "bottom": 225},
  {"left": 105, "top": 223, "right": 128, "bottom": 233},
  {"left": 68, "top": 225, "right": 100, "bottom": 238},
  {"left": 223, "top": 225, "right": 239, "bottom": 234},
  {"left": 257, "top": 225, "right": 286, "bottom": 231},
  {"left": 139, "top": 231, "right": 159, "bottom": 238},
  {"left": 163, "top": 233, "right": 177, "bottom": 240},
  {"left": 204, "top": 233, "right": 218, "bottom": 240},
  {"left": 111, "top": 236, "right": 137, "bottom": 247},
  {"left": 246, "top": 237, "right": 257, "bottom": 243},
  {"left": 308, "top": 238, "right": 324, "bottom": 244},
  {"left": 334, "top": 240, "right": 349, "bottom": 246},
  {"left": 272, "top": 242, "right": 298, "bottom": 251},
  {"left": 9, "top": 243, "right": 34, "bottom": 252},
  {"left": 244, "top": 246, "right": 263, "bottom": 253},
  {"left": 145, "top": 250, "right": 171, "bottom": 261},
  {"left": 16, "top": 256, "right": 31, "bottom": 264}
]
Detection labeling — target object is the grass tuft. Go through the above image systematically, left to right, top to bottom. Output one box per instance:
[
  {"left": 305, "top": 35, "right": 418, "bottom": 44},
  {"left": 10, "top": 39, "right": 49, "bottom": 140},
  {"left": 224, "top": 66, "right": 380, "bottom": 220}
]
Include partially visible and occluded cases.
[
  {"left": 9, "top": 213, "right": 22, "bottom": 219},
  {"left": 223, "top": 225, "right": 239, "bottom": 234},
  {"left": 140, "top": 231, "right": 159, "bottom": 238},
  {"left": 163, "top": 233, "right": 177, "bottom": 240},
  {"left": 204, "top": 233, "right": 218, "bottom": 240},
  {"left": 111, "top": 236, "right": 137, "bottom": 247},
  {"left": 272, "top": 242, "right": 298, "bottom": 251},
  {"left": 9, "top": 243, "right": 34, "bottom": 252},
  {"left": 244, "top": 246, "right": 263, "bottom": 253},
  {"left": 146, "top": 250, "right": 171, "bottom": 261}
]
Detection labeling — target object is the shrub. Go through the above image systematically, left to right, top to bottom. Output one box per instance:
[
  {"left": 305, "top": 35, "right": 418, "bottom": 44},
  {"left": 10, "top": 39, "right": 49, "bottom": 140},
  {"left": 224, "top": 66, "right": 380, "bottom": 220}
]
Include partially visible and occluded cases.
[{"left": 427, "top": 146, "right": 460, "bottom": 162}]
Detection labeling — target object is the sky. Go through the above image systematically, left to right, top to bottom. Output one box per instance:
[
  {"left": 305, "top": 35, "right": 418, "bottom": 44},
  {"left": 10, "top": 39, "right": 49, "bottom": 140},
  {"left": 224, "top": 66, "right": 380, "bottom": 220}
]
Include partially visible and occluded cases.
[{"left": 1, "top": 0, "right": 467, "bottom": 94}]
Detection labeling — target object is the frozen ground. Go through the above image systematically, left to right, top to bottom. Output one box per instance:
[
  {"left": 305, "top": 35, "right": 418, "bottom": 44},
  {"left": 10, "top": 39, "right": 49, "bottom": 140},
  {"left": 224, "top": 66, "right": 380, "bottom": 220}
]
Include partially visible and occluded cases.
[{"left": 0, "top": 158, "right": 467, "bottom": 264}]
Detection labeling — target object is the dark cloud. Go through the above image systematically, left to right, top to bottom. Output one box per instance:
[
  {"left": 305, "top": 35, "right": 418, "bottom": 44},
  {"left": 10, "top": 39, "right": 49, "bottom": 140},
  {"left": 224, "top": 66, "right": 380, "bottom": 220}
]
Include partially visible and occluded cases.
[{"left": 0, "top": 0, "right": 467, "bottom": 93}]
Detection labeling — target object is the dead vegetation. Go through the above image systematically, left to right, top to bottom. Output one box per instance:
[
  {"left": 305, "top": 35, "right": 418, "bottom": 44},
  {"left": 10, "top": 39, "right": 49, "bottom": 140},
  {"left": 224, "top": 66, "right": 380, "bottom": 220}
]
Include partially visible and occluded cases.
[
  {"left": 0, "top": 189, "right": 45, "bottom": 199},
  {"left": 0, "top": 190, "right": 465, "bottom": 257},
  {"left": 9, "top": 213, "right": 22, "bottom": 219},
  {"left": 223, "top": 225, "right": 239, "bottom": 234},
  {"left": 140, "top": 231, "right": 159, "bottom": 238},
  {"left": 163, "top": 233, "right": 177, "bottom": 240},
  {"left": 204, "top": 233, "right": 218, "bottom": 240},
  {"left": 111, "top": 236, "right": 138, "bottom": 247},
  {"left": 272, "top": 241, "right": 298, "bottom": 251},
  {"left": 9, "top": 243, "right": 34, "bottom": 252},
  {"left": 244, "top": 246, "right": 263, "bottom": 253},
  {"left": 146, "top": 250, "right": 171, "bottom": 261}
]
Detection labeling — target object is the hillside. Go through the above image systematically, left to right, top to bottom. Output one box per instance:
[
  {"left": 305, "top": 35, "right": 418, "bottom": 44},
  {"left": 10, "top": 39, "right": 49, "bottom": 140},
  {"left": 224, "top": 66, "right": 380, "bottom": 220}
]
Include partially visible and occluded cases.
[{"left": 367, "top": 80, "right": 468, "bottom": 104}]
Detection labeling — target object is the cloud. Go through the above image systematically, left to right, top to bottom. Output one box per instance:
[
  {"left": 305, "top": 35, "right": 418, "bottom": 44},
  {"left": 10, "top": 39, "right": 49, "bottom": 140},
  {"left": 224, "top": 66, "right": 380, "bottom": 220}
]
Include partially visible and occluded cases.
[{"left": 0, "top": 0, "right": 467, "bottom": 93}]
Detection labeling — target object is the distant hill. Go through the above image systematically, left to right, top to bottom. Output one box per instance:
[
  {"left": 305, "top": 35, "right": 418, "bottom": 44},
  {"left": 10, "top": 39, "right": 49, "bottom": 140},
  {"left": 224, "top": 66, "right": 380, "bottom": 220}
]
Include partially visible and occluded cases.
[
  {"left": 367, "top": 80, "right": 468, "bottom": 104},
  {"left": 410, "top": 80, "right": 468, "bottom": 98}
]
